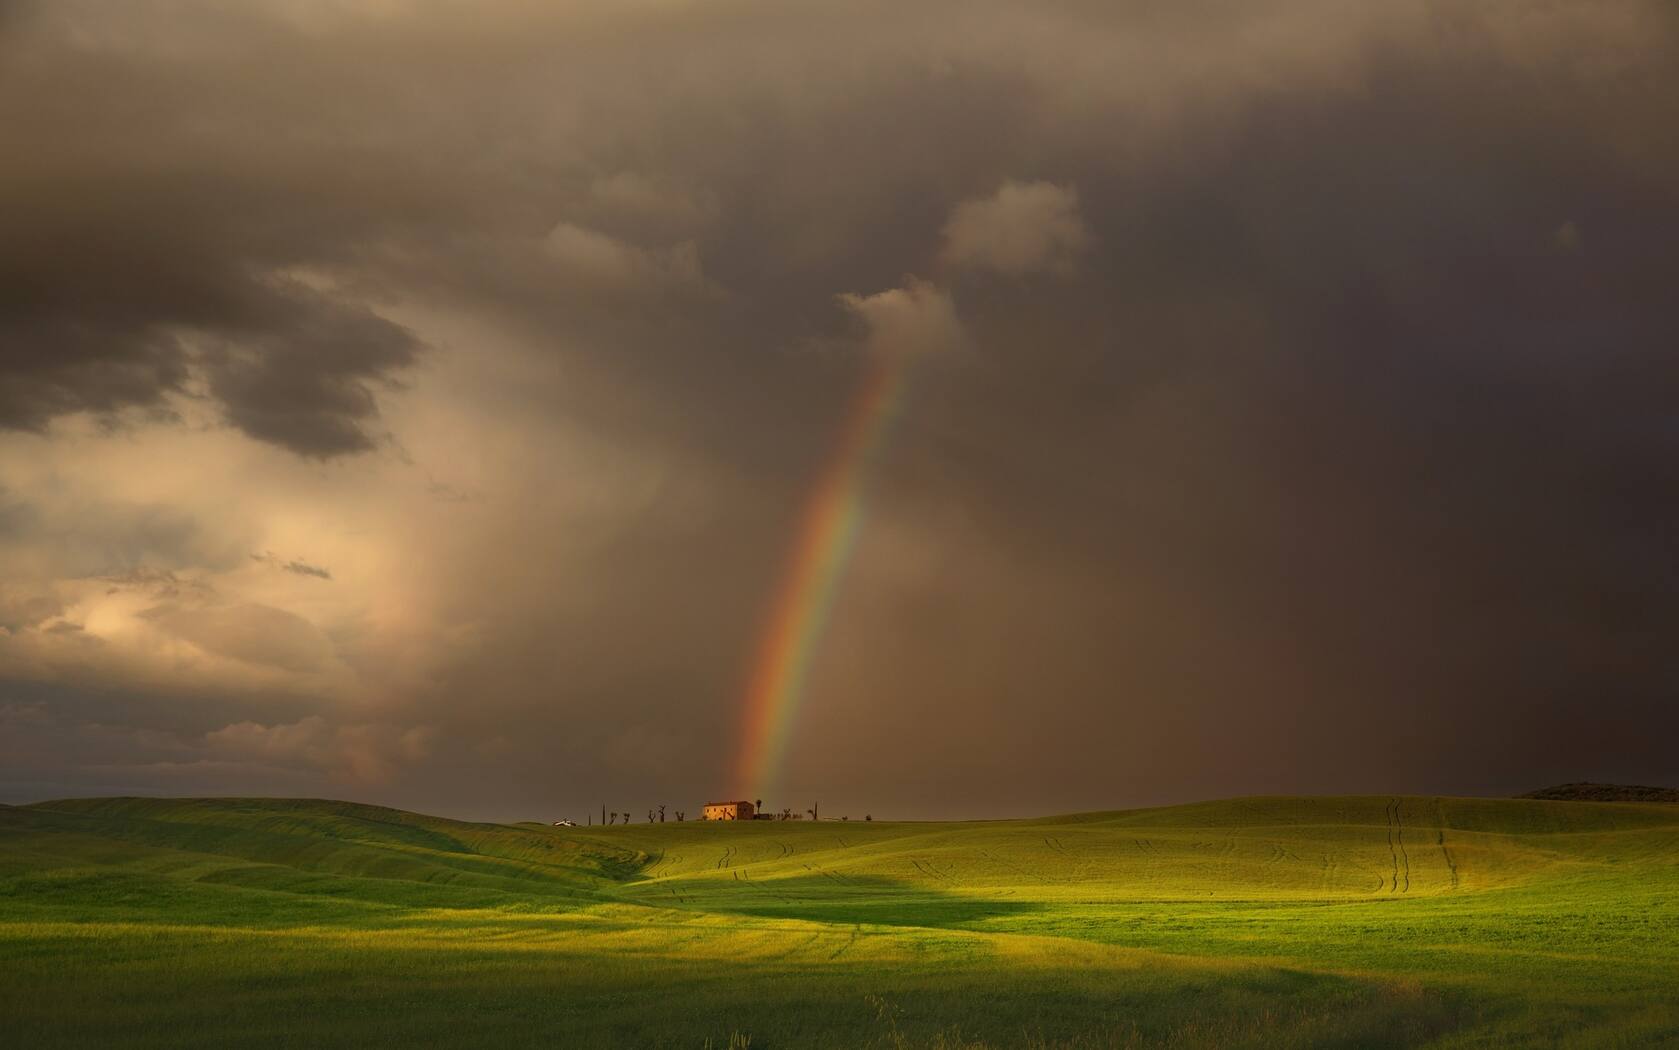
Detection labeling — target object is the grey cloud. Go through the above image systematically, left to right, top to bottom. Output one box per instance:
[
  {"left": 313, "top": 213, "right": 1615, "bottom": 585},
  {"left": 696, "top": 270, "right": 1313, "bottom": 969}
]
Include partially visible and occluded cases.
[
  {"left": 1, "top": 9, "right": 423, "bottom": 458},
  {"left": 586, "top": 172, "right": 719, "bottom": 239},
  {"left": 542, "top": 222, "right": 707, "bottom": 293},
  {"left": 0, "top": 232, "right": 419, "bottom": 456},
  {"left": 200, "top": 287, "right": 419, "bottom": 458},
  {"left": 0, "top": 323, "right": 187, "bottom": 433},
  {"left": 0, "top": 492, "right": 232, "bottom": 582},
  {"left": 251, "top": 553, "right": 332, "bottom": 580},
  {"left": 287, "top": 561, "right": 332, "bottom": 581},
  {"left": 98, "top": 568, "right": 215, "bottom": 601},
  {"left": 0, "top": 585, "right": 62, "bottom": 633},
  {"left": 138, "top": 602, "right": 334, "bottom": 673},
  {"left": 0, "top": 683, "right": 433, "bottom": 800},
  {"left": 204, "top": 716, "right": 435, "bottom": 784}
]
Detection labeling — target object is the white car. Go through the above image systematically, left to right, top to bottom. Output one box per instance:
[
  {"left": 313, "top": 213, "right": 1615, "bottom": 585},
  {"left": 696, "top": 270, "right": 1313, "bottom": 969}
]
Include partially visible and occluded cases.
[{"left": 552, "top": 820, "right": 576, "bottom": 827}]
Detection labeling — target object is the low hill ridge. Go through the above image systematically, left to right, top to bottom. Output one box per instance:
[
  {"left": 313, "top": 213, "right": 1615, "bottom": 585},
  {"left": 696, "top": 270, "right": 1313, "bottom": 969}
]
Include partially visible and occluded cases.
[{"left": 10, "top": 792, "right": 1678, "bottom": 906}]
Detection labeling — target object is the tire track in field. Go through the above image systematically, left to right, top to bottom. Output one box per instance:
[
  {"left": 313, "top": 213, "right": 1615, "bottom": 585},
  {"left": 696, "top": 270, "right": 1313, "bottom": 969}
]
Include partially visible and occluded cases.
[
  {"left": 1382, "top": 798, "right": 1409, "bottom": 893},
  {"left": 1394, "top": 798, "right": 1410, "bottom": 892},
  {"left": 1383, "top": 799, "right": 1400, "bottom": 893},
  {"left": 1434, "top": 800, "right": 1459, "bottom": 890},
  {"left": 1264, "top": 842, "right": 1301, "bottom": 864},
  {"left": 715, "top": 844, "right": 736, "bottom": 870},
  {"left": 1004, "top": 847, "right": 1075, "bottom": 883},
  {"left": 979, "top": 848, "right": 1054, "bottom": 884},
  {"left": 1319, "top": 850, "right": 1341, "bottom": 891},
  {"left": 911, "top": 856, "right": 954, "bottom": 882},
  {"left": 802, "top": 861, "right": 857, "bottom": 887},
  {"left": 733, "top": 866, "right": 797, "bottom": 903},
  {"left": 828, "top": 924, "right": 861, "bottom": 960},
  {"left": 757, "top": 931, "right": 826, "bottom": 963}
]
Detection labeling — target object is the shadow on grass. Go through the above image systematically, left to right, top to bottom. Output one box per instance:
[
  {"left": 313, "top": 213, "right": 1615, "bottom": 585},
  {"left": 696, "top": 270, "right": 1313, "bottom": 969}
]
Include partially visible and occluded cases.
[{"left": 635, "top": 874, "right": 1045, "bottom": 929}]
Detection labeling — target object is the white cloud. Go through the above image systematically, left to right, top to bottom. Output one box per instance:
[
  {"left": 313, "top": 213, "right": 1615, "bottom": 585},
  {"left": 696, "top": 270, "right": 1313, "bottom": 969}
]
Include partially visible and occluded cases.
[
  {"left": 941, "top": 180, "right": 1091, "bottom": 275},
  {"left": 837, "top": 278, "right": 964, "bottom": 357}
]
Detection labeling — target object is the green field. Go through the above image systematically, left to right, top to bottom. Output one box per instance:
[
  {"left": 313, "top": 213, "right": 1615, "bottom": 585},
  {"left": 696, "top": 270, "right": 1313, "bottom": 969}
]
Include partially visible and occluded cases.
[{"left": 2, "top": 795, "right": 1676, "bottom": 1048}]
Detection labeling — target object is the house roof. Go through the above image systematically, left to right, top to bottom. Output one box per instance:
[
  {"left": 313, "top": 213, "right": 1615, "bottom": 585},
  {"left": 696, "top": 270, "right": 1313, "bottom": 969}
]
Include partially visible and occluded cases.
[{"left": 703, "top": 800, "right": 753, "bottom": 807}]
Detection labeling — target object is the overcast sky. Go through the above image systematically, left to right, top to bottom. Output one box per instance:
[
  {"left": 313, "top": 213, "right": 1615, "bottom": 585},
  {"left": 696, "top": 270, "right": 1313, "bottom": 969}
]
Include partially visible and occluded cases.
[{"left": 2, "top": 0, "right": 1676, "bottom": 821}]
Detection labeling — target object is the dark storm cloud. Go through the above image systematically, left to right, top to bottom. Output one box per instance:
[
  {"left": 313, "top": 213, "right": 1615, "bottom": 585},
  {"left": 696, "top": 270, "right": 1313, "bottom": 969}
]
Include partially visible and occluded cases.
[
  {"left": 2, "top": 0, "right": 1678, "bottom": 818},
  {"left": 0, "top": 4, "right": 423, "bottom": 457},
  {"left": 0, "top": 204, "right": 421, "bottom": 455},
  {"left": 201, "top": 289, "right": 418, "bottom": 458}
]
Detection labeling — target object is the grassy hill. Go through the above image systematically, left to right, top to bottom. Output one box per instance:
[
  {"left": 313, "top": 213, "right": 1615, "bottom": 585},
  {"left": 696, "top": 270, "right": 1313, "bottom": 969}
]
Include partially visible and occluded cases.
[{"left": 3, "top": 795, "right": 1677, "bottom": 1048}]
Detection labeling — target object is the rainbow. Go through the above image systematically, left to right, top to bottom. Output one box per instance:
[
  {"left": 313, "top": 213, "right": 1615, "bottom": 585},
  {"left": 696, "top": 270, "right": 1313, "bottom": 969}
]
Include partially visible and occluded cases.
[{"left": 733, "top": 349, "right": 912, "bottom": 797}]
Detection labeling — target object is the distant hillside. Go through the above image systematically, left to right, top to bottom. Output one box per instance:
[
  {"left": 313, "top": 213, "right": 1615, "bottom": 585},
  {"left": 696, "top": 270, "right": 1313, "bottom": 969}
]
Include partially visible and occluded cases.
[{"left": 1521, "top": 782, "right": 1679, "bottom": 804}]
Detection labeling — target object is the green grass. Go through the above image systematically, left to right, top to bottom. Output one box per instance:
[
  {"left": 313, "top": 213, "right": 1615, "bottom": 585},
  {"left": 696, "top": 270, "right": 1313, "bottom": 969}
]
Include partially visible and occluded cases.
[{"left": 3, "top": 795, "right": 1676, "bottom": 1048}]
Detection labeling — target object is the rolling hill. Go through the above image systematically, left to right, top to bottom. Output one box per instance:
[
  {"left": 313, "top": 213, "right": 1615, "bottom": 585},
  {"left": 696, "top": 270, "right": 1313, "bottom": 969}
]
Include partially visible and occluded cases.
[{"left": 3, "top": 795, "right": 1677, "bottom": 1047}]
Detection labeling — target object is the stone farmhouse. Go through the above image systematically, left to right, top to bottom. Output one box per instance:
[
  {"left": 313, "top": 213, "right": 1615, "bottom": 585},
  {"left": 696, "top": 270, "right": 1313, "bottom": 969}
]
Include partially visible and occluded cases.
[{"left": 702, "top": 800, "right": 756, "bottom": 821}]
